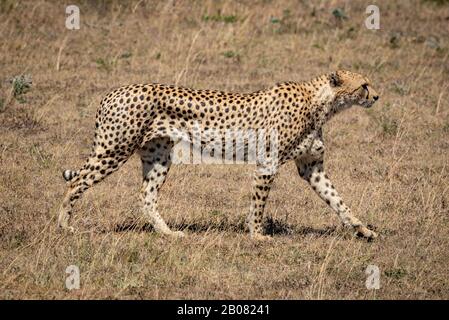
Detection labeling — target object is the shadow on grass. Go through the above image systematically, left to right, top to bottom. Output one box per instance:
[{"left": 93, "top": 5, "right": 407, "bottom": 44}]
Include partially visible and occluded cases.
[{"left": 112, "top": 216, "right": 337, "bottom": 238}]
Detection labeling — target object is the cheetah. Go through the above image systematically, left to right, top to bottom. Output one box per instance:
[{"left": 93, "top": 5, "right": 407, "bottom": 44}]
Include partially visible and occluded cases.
[{"left": 58, "top": 70, "right": 380, "bottom": 240}]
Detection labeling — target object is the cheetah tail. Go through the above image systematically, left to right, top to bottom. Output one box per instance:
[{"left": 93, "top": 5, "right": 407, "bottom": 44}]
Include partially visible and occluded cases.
[{"left": 62, "top": 169, "right": 80, "bottom": 182}]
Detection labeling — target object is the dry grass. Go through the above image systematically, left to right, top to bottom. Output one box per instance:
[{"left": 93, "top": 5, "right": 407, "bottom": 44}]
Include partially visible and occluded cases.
[{"left": 1, "top": 0, "right": 448, "bottom": 299}]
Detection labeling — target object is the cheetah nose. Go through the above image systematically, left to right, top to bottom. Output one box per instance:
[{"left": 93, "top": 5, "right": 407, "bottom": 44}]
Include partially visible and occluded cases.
[{"left": 373, "top": 95, "right": 379, "bottom": 101}]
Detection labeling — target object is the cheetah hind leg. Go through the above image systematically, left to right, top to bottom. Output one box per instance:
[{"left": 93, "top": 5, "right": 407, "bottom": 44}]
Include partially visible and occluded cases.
[
  {"left": 139, "top": 138, "right": 184, "bottom": 238},
  {"left": 58, "top": 154, "right": 128, "bottom": 233}
]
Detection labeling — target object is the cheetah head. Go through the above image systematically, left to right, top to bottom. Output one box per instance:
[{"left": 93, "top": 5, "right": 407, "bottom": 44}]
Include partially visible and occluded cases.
[{"left": 329, "top": 70, "right": 379, "bottom": 109}]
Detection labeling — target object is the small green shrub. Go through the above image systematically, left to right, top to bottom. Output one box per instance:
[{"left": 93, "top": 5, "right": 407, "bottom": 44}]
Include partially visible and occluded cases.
[
  {"left": 332, "top": 8, "right": 348, "bottom": 20},
  {"left": 269, "top": 9, "right": 296, "bottom": 34},
  {"left": 202, "top": 13, "right": 238, "bottom": 23},
  {"left": 222, "top": 51, "right": 238, "bottom": 59},
  {"left": 119, "top": 52, "right": 132, "bottom": 59},
  {"left": 95, "top": 57, "right": 115, "bottom": 72},
  {"left": 8, "top": 74, "right": 32, "bottom": 104},
  {"left": 11, "top": 74, "right": 32, "bottom": 97},
  {"left": 0, "top": 98, "right": 5, "bottom": 112},
  {"left": 381, "top": 119, "right": 399, "bottom": 136},
  {"left": 384, "top": 268, "right": 407, "bottom": 279}
]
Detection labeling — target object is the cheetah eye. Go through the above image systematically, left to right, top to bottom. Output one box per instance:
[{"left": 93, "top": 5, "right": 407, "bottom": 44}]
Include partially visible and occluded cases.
[{"left": 361, "top": 84, "right": 368, "bottom": 90}]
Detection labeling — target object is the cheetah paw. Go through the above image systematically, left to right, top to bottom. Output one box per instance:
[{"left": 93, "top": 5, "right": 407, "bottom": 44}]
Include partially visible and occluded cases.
[
  {"left": 355, "top": 226, "right": 378, "bottom": 240},
  {"left": 168, "top": 230, "right": 185, "bottom": 238}
]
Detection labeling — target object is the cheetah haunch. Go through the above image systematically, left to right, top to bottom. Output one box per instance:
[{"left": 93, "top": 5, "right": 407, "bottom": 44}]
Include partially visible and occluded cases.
[{"left": 58, "top": 70, "right": 380, "bottom": 240}]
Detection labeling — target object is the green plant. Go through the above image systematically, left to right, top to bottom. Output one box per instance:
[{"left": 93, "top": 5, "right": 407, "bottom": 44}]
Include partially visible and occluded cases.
[
  {"left": 332, "top": 8, "right": 348, "bottom": 20},
  {"left": 270, "top": 9, "right": 296, "bottom": 34},
  {"left": 202, "top": 13, "right": 238, "bottom": 23},
  {"left": 389, "top": 32, "right": 401, "bottom": 49},
  {"left": 312, "top": 43, "right": 324, "bottom": 51},
  {"left": 222, "top": 50, "right": 238, "bottom": 58},
  {"left": 119, "top": 52, "right": 132, "bottom": 59},
  {"left": 95, "top": 57, "right": 115, "bottom": 72},
  {"left": 11, "top": 74, "right": 32, "bottom": 97},
  {"left": 368, "top": 108, "right": 400, "bottom": 136},
  {"left": 381, "top": 119, "right": 399, "bottom": 135},
  {"left": 442, "top": 123, "right": 449, "bottom": 133},
  {"left": 127, "top": 250, "right": 140, "bottom": 264},
  {"left": 384, "top": 268, "right": 407, "bottom": 279}
]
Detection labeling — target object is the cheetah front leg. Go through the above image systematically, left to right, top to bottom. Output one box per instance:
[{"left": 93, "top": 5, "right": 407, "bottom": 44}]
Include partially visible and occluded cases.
[
  {"left": 295, "top": 158, "right": 378, "bottom": 240},
  {"left": 246, "top": 168, "right": 276, "bottom": 241}
]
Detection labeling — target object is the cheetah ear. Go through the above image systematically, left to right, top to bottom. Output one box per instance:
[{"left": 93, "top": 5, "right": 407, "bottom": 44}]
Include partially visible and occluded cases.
[{"left": 329, "top": 72, "right": 342, "bottom": 87}]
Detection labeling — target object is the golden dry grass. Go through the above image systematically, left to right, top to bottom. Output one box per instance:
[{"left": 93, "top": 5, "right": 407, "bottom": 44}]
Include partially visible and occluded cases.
[{"left": 0, "top": 0, "right": 448, "bottom": 299}]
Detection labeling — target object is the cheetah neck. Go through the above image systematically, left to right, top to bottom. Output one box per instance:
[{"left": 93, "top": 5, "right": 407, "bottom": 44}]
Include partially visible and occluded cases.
[
  {"left": 309, "top": 77, "right": 353, "bottom": 121},
  {"left": 306, "top": 79, "right": 337, "bottom": 125},
  {"left": 312, "top": 83, "right": 335, "bottom": 106},
  {"left": 327, "top": 97, "right": 353, "bottom": 120}
]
